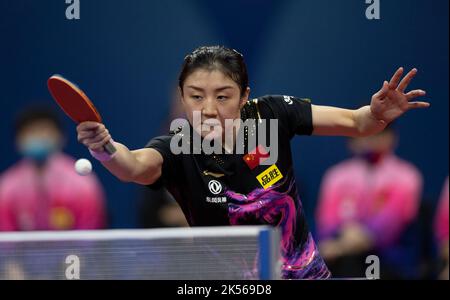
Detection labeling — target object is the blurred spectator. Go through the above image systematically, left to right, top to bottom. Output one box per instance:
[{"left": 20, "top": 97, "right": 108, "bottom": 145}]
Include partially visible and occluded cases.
[
  {"left": 138, "top": 88, "right": 188, "bottom": 228},
  {"left": 0, "top": 106, "right": 106, "bottom": 231},
  {"left": 316, "top": 126, "right": 423, "bottom": 279},
  {"left": 434, "top": 177, "right": 449, "bottom": 280}
]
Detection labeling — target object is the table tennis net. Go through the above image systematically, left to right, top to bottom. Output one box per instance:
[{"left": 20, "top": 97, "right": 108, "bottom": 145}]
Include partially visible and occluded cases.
[{"left": 0, "top": 226, "right": 280, "bottom": 280}]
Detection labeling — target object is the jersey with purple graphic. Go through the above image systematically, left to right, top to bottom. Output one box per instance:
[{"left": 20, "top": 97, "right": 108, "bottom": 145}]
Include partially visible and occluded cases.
[
  {"left": 146, "top": 95, "right": 331, "bottom": 279},
  {"left": 226, "top": 179, "right": 330, "bottom": 279}
]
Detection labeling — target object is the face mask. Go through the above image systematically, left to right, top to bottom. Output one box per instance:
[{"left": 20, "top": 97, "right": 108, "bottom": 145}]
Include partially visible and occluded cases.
[{"left": 20, "top": 138, "right": 58, "bottom": 163}]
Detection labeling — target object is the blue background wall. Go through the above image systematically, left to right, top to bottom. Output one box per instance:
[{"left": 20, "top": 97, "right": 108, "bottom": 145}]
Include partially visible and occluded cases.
[{"left": 0, "top": 0, "right": 448, "bottom": 231}]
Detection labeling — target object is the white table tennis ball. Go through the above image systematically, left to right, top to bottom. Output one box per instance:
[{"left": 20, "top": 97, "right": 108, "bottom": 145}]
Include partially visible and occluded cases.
[{"left": 75, "top": 158, "right": 92, "bottom": 176}]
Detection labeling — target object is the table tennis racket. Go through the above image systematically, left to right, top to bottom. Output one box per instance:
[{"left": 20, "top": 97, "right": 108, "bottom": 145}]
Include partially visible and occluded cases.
[{"left": 47, "top": 75, "right": 117, "bottom": 155}]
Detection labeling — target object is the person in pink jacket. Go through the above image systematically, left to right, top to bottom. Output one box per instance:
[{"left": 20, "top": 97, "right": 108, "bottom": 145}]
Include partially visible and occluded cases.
[
  {"left": 0, "top": 107, "right": 106, "bottom": 231},
  {"left": 316, "top": 126, "right": 423, "bottom": 279},
  {"left": 434, "top": 177, "right": 449, "bottom": 280}
]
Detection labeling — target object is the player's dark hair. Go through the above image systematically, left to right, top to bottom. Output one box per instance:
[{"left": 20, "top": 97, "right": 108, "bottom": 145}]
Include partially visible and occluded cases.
[
  {"left": 179, "top": 46, "right": 249, "bottom": 96},
  {"left": 14, "top": 106, "right": 64, "bottom": 135}
]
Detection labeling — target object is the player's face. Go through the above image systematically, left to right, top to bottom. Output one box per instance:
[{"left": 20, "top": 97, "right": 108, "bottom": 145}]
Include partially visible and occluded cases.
[{"left": 180, "top": 69, "right": 249, "bottom": 141}]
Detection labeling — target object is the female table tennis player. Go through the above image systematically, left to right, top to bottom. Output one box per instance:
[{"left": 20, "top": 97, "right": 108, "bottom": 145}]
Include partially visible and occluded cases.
[{"left": 76, "top": 46, "right": 429, "bottom": 279}]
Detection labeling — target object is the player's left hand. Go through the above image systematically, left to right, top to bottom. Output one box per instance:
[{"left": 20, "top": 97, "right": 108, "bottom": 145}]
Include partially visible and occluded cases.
[{"left": 370, "top": 67, "right": 430, "bottom": 124}]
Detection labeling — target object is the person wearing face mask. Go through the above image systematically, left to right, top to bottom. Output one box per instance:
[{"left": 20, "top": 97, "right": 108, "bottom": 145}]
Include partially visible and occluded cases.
[
  {"left": 0, "top": 107, "right": 106, "bottom": 231},
  {"left": 316, "top": 125, "right": 423, "bottom": 279}
]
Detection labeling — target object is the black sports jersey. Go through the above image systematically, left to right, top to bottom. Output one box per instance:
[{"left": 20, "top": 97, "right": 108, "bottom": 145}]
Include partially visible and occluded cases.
[{"left": 146, "top": 95, "right": 330, "bottom": 279}]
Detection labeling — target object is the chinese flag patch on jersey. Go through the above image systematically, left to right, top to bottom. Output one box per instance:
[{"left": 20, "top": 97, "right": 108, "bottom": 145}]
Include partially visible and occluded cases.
[{"left": 243, "top": 145, "right": 270, "bottom": 170}]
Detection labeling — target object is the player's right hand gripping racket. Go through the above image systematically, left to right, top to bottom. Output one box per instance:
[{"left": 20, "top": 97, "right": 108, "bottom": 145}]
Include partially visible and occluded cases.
[{"left": 47, "top": 75, "right": 117, "bottom": 155}]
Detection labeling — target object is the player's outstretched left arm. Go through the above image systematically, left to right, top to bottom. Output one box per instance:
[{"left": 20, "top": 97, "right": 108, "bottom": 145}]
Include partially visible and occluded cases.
[{"left": 311, "top": 67, "right": 430, "bottom": 137}]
